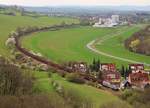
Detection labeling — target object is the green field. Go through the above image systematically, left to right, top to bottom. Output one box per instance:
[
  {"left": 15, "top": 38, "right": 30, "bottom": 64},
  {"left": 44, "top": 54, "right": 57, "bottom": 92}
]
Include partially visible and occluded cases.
[
  {"left": 0, "top": 14, "right": 79, "bottom": 57},
  {"left": 22, "top": 24, "right": 150, "bottom": 67},
  {"left": 33, "top": 71, "right": 126, "bottom": 108}
]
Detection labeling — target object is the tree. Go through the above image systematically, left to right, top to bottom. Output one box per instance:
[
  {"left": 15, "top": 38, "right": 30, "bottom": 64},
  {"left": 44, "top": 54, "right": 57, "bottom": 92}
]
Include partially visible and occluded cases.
[
  {"left": 79, "top": 19, "right": 90, "bottom": 26},
  {"left": 61, "top": 21, "right": 66, "bottom": 27},
  {"left": 90, "top": 58, "right": 101, "bottom": 72},
  {"left": 92, "top": 58, "right": 96, "bottom": 71},
  {"left": 95, "top": 59, "right": 100, "bottom": 72},
  {"left": 0, "top": 63, "right": 33, "bottom": 95},
  {"left": 121, "top": 65, "right": 126, "bottom": 79},
  {"left": 98, "top": 71, "right": 102, "bottom": 80}
]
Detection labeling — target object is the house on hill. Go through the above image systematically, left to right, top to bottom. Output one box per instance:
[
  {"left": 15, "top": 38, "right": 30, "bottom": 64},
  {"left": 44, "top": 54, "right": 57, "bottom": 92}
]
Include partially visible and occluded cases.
[
  {"left": 66, "top": 61, "right": 87, "bottom": 73},
  {"left": 100, "top": 63, "right": 121, "bottom": 89},
  {"left": 100, "top": 63, "right": 116, "bottom": 72},
  {"left": 128, "top": 64, "right": 150, "bottom": 89},
  {"left": 129, "top": 64, "right": 144, "bottom": 73}
]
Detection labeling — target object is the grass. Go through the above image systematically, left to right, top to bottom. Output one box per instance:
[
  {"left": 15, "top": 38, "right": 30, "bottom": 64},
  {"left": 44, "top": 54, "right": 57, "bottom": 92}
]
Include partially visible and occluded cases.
[
  {"left": 0, "top": 14, "right": 79, "bottom": 57},
  {"left": 22, "top": 24, "right": 150, "bottom": 68},
  {"left": 95, "top": 24, "right": 150, "bottom": 67},
  {"left": 33, "top": 71, "right": 125, "bottom": 108},
  {"left": 33, "top": 71, "right": 54, "bottom": 92}
]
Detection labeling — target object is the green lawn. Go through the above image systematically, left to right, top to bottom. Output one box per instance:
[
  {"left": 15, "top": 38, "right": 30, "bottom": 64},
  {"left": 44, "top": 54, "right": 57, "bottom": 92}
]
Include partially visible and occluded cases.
[
  {"left": 0, "top": 14, "right": 79, "bottom": 57},
  {"left": 22, "top": 24, "right": 150, "bottom": 67},
  {"left": 33, "top": 71, "right": 125, "bottom": 108},
  {"left": 33, "top": 71, "right": 54, "bottom": 92}
]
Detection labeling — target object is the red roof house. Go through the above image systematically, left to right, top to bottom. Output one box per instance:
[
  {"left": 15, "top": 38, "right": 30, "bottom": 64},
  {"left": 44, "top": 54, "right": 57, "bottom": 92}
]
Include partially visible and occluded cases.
[
  {"left": 101, "top": 63, "right": 121, "bottom": 86},
  {"left": 101, "top": 63, "right": 116, "bottom": 72},
  {"left": 129, "top": 64, "right": 144, "bottom": 73},
  {"left": 128, "top": 71, "right": 150, "bottom": 88}
]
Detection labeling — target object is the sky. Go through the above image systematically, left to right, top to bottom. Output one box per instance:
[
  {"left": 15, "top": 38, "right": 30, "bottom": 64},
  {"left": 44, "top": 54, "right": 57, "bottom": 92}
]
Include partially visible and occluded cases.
[{"left": 0, "top": 0, "right": 150, "bottom": 6}]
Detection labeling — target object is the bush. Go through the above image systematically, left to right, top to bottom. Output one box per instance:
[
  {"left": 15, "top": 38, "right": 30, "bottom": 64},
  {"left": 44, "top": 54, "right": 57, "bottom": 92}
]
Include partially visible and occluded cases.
[
  {"left": 0, "top": 64, "right": 34, "bottom": 95},
  {"left": 48, "top": 72, "right": 52, "bottom": 78},
  {"left": 59, "top": 72, "right": 66, "bottom": 77},
  {"left": 66, "top": 73, "right": 85, "bottom": 84},
  {"left": 62, "top": 88, "right": 93, "bottom": 108},
  {"left": 120, "top": 89, "right": 133, "bottom": 100},
  {"left": 0, "top": 94, "right": 71, "bottom": 108},
  {"left": 101, "top": 101, "right": 131, "bottom": 108}
]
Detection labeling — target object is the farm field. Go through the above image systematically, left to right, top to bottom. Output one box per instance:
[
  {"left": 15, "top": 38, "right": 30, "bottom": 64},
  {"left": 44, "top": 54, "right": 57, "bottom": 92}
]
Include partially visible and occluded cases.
[
  {"left": 0, "top": 14, "right": 79, "bottom": 57},
  {"left": 22, "top": 24, "right": 150, "bottom": 67},
  {"left": 33, "top": 71, "right": 127, "bottom": 108}
]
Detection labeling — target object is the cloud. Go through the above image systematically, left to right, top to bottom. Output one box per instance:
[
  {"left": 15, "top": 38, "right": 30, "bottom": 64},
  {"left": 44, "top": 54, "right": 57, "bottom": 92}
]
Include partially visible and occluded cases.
[{"left": 0, "top": 0, "right": 150, "bottom": 6}]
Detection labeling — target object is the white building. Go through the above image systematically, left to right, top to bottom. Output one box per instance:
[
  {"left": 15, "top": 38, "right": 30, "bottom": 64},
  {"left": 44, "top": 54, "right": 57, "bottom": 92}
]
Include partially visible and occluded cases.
[
  {"left": 93, "top": 15, "right": 120, "bottom": 28},
  {"left": 111, "top": 15, "right": 120, "bottom": 23}
]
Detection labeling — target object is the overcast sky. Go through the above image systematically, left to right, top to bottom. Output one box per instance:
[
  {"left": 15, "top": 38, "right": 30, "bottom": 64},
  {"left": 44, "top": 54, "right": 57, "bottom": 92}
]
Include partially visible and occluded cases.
[{"left": 0, "top": 0, "right": 150, "bottom": 6}]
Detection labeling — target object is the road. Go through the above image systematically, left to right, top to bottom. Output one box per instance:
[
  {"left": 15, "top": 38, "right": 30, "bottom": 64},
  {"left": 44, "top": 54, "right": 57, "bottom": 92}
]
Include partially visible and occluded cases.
[{"left": 86, "top": 27, "right": 150, "bottom": 66}]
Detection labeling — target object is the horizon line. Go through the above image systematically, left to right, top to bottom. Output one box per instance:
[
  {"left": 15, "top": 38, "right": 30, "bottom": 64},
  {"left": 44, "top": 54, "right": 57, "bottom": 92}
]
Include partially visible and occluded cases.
[{"left": 0, "top": 3, "right": 150, "bottom": 7}]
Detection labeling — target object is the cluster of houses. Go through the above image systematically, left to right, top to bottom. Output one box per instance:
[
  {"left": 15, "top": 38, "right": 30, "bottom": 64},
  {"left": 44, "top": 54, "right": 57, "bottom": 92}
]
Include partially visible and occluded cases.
[
  {"left": 93, "top": 15, "right": 128, "bottom": 28},
  {"left": 93, "top": 15, "right": 120, "bottom": 28},
  {"left": 66, "top": 62, "right": 150, "bottom": 90}
]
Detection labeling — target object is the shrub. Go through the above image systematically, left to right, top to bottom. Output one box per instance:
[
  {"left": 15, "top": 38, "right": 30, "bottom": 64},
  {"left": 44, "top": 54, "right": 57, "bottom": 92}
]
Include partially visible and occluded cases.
[
  {"left": 0, "top": 64, "right": 34, "bottom": 95},
  {"left": 48, "top": 72, "right": 52, "bottom": 78},
  {"left": 59, "top": 72, "right": 66, "bottom": 77},
  {"left": 66, "top": 73, "right": 85, "bottom": 84},
  {"left": 62, "top": 88, "right": 93, "bottom": 108},
  {"left": 120, "top": 89, "right": 133, "bottom": 100},
  {"left": 0, "top": 94, "right": 71, "bottom": 108},
  {"left": 101, "top": 101, "right": 131, "bottom": 108}
]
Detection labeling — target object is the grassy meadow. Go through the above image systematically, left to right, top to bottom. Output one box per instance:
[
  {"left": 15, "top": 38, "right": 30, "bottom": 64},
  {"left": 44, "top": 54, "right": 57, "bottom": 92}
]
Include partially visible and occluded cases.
[{"left": 0, "top": 14, "right": 79, "bottom": 57}]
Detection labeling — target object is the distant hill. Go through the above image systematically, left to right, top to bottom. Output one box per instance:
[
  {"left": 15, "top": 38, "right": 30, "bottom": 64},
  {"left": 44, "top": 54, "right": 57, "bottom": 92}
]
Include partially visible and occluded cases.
[
  {"left": 0, "top": 5, "right": 150, "bottom": 13},
  {"left": 23, "top": 6, "right": 150, "bottom": 13}
]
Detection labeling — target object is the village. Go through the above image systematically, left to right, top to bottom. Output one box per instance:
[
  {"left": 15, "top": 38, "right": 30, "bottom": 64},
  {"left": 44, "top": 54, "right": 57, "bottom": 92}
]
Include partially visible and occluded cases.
[
  {"left": 93, "top": 15, "right": 129, "bottom": 28},
  {"left": 65, "top": 61, "right": 150, "bottom": 90}
]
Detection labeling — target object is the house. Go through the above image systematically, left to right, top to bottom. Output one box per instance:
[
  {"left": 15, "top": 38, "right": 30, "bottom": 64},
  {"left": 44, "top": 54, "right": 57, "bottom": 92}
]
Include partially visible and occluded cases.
[
  {"left": 93, "top": 15, "right": 120, "bottom": 28},
  {"left": 67, "top": 61, "right": 87, "bottom": 73},
  {"left": 100, "top": 63, "right": 121, "bottom": 89},
  {"left": 100, "top": 63, "right": 116, "bottom": 72},
  {"left": 128, "top": 64, "right": 150, "bottom": 89},
  {"left": 129, "top": 64, "right": 144, "bottom": 73},
  {"left": 128, "top": 71, "right": 150, "bottom": 89}
]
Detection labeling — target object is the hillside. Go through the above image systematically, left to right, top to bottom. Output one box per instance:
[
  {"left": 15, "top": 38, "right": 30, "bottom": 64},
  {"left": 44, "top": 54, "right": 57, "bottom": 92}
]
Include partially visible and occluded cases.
[
  {"left": 0, "top": 14, "right": 79, "bottom": 57},
  {"left": 125, "top": 25, "right": 150, "bottom": 56}
]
